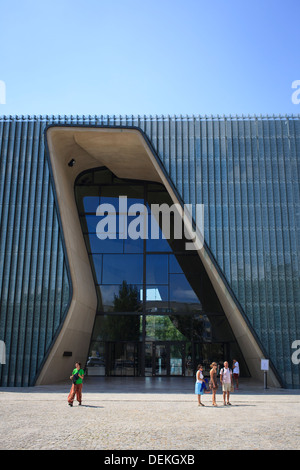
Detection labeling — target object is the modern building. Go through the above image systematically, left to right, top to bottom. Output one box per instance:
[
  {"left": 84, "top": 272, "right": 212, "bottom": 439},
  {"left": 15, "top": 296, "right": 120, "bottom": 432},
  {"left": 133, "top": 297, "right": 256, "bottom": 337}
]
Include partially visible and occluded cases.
[{"left": 0, "top": 114, "right": 299, "bottom": 388}]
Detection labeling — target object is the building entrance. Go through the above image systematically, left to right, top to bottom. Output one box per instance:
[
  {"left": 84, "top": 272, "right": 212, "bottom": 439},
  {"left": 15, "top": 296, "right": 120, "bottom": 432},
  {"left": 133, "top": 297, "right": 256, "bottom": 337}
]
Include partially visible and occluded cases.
[
  {"left": 75, "top": 167, "right": 250, "bottom": 381},
  {"left": 85, "top": 339, "right": 232, "bottom": 377},
  {"left": 86, "top": 341, "right": 187, "bottom": 377},
  {"left": 145, "top": 341, "right": 185, "bottom": 376}
]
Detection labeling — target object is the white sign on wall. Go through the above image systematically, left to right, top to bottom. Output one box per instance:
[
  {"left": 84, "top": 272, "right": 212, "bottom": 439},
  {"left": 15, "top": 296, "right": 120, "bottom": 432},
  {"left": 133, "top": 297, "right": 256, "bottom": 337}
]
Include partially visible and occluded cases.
[
  {"left": 0, "top": 341, "right": 6, "bottom": 364},
  {"left": 261, "top": 359, "right": 269, "bottom": 371}
]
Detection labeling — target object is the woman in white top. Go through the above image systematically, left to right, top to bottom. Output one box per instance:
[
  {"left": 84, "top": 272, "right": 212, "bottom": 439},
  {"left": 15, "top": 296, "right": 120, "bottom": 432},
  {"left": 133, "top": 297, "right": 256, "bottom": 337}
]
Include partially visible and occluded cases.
[{"left": 195, "top": 364, "right": 205, "bottom": 406}]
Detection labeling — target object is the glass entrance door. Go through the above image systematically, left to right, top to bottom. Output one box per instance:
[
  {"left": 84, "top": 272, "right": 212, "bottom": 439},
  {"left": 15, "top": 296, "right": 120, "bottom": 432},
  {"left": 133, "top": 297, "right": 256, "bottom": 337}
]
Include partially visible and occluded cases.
[
  {"left": 146, "top": 341, "right": 185, "bottom": 376},
  {"left": 106, "top": 342, "right": 140, "bottom": 376},
  {"left": 193, "top": 342, "right": 226, "bottom": 376},
  {"left": 155, "top": 343, "right": 167, "bottom": 376},
  {"left": 170, "top": 343, "right": 184, "bottom": 376}
]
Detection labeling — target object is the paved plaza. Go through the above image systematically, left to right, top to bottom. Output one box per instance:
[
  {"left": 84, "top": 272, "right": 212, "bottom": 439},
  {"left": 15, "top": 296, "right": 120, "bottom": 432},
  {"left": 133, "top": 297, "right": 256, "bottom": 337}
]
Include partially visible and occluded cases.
[{"left": 0, "top": 377, "right": 299, "bottom": 451}]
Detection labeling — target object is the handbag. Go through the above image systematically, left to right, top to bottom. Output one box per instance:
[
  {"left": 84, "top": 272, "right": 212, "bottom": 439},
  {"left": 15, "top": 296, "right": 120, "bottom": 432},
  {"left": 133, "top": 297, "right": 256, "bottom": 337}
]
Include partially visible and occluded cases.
[
  {"left": 72, "top": 372, "right": 79, "bottom": 384},
  {"left": 208, "top": 380, "right": 215, "bottom": 391}
]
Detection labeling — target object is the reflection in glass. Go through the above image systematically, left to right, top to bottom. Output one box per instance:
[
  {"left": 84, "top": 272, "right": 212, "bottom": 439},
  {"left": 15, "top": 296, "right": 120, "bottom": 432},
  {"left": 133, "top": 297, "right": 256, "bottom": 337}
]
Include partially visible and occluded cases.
[
  {"left": 75, "top": 167, "right": 249, "bottom": 378},
  {"left": 83, "top": 196, "right": 99, "bottom": 213},
  {"left": 84, "top": 214, "right": 100, "bottom": 232},
  {"left": 146, "top": 214, "right": 172, "bottom": 252},
  {"left": 86, "top": 233, "right": 124, "bottom": 254},
  {"left": 124, "top": 236, "right": 143, "bottom": 253},
  {"left": 91, "top": 254, "right": 102, "bottom": 284},
  {"left": 102, "top": 254, "right": 143, "bottom": 284},
  {"left": 146, "top": 254, "right": 168, "bottom": 284},
  {"left": 169, "top": 255, "right": 183, "bottom": 273},
  {"left": 169, "top": 273, "right": 201, "bottom": 312},
  {"left": 113, "top": 280, "right": 141, "bottom": 312},
  {"left": 98, "top": 284, "right": 143, "bottom": 312},
  {"left": 144, "top": 285, "right": 169, "bottom": 313},
  {"left": 91, "top": 314, "right": 141, "bottom": 342},
  {"left": 145, "top": 315, "right": 188, "bottom": 341},
  {"left": 86, "top": 342, "right": 105, "bottom": 376},
  {"left": 107, "top": 342, "right": 140, "bottom": 376},
  {"left": 145, "top": 342, "right": 154, "bottom": 377},
  {"left": 170, "top": 343, "right": 183, "bottom": 375},
  {"left": 155, "top": 344, "right": 167, "bottom": 375}
]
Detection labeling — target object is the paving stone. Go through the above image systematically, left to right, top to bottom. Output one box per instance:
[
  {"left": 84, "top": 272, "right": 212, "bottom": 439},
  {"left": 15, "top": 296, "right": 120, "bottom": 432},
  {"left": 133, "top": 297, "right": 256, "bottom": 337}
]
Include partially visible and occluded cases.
[{"left": 0, "top": 378, "right": 299, "bottom": 450}]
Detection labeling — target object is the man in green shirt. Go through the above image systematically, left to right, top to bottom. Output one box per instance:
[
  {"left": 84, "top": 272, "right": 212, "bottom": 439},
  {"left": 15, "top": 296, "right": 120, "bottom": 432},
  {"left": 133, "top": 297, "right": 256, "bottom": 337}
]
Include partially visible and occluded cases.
[{"left": 67, "top": 362, "right": 84, "bottom": 406}]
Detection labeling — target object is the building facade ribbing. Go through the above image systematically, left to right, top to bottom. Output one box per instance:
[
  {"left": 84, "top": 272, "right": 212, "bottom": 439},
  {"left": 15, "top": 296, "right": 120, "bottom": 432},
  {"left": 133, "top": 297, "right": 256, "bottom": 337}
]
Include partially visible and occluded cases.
[{"left": 0, "top": 114, "right": 299, "bottom": 388}]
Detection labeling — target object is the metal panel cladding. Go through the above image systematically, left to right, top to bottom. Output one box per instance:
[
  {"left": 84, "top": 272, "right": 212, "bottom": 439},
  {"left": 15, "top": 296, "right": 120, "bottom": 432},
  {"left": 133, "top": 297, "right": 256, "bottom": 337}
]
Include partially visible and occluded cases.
[
  {"left": 0, "top": 114, "right": 299, "bottom": 388},
  {"left": 136, "top": 114, "right": 300, "bottom": 388},
  {"left": 137, "top": 114, "right": 300, "bottom": 389},
  {"left": 0, "top": 117, "right": 71, "bottom": 386}
]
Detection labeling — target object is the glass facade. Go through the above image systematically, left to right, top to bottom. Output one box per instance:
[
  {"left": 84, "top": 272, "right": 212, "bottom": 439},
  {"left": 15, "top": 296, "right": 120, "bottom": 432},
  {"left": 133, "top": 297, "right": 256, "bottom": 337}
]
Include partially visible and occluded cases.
[
  {"left": 0, "top": 114, "right": 299, "bottom": 388},
  {"left": 75, "top": 167, "right": 248, "bottom": 378}
]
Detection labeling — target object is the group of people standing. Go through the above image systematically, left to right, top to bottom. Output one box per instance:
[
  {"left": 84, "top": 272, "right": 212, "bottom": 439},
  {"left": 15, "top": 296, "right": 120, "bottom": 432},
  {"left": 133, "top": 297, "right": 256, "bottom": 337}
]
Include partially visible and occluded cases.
[
  {"left": 67, "top": 359, "right": 240, "bottom": 408},
  {"left": 195, "top": 360, "right": 240, "bottom": 407}
]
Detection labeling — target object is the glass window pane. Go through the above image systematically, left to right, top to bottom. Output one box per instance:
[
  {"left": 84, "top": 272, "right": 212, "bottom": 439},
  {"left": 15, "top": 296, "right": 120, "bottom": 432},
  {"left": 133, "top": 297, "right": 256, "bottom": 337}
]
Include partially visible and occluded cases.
[
  {"left": 93, "top": 168, "right": 112, "bottom": 184},
  {"left": 101, "top": 184, "right": 144, "bottom": 203},
  {"left": 75, "top": 185, "right": 100, "bottom": 213},
  {"left": 99, "top": 195, "right": 121, "bottom": 211},
  {"left": 83, "top": 196, "right": 100, "bottom": 213},
  {"left": 84, "top": 214, "right": 100, "bottom": 233},
  {"left": 146, "top": 214, "right": 172, "bottom": 252},
  {"left": 86, "top": 233, "right": 124, "bottom": 254},
  {"left": 124, "top": 237, "right": 144, "bottom": 253},
  {"left": 146, "top": 237, "right": 172, "bottom": 252},
  {"left": 90, "top": 254, "right": 102, "bottom": 284},
  {"left": 102, "top": 254, "right": 143, "bottom": 285},
  {"left": 146, "top": 254, "right": 168, "bottom": 284},
  {"left": 169, "top": 255, "right": 183, "bottom": 273},
  {"left": 169, "top": 273, "right": 201, "bottom": 312},
  {"left": 98, "top": 284, "right": 143, "bottom": 312},
  {"left": 97, "top": 285, "right": 120, "bottom": 312},
  {"left": 143, "top": 285, "right": 169, "bottom": 313},
  {"left": 91, "top": 315, "right": 142, "bottom": 341},
  {"left": 145, "top": 315, "right": 189, "bottom": 341},
  {"left": 86, "top": 341, "right": 106, "bottom": 376}
]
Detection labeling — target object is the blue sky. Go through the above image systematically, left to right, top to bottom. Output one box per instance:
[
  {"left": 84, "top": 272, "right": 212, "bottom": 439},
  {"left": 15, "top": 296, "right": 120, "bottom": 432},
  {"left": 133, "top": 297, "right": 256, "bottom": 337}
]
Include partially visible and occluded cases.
[{"left": 0, "top": 0, "right": 300, "bottom": 116}]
